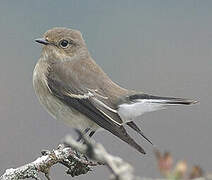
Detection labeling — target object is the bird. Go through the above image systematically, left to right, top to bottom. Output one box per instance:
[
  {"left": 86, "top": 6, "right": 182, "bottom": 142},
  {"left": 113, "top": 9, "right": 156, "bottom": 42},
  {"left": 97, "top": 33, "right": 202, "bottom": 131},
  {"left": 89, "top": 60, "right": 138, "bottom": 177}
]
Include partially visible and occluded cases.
[{"left": 33, "top": 27, "right": 197, "bottom": 154}]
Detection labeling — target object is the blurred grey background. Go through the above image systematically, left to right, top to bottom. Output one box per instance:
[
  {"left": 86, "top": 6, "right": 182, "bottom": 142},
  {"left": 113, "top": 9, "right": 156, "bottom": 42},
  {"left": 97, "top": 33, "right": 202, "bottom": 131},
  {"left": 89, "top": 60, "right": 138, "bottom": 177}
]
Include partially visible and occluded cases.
[{"left": 0, "top": 0, "right": 211, "bottom": 179}]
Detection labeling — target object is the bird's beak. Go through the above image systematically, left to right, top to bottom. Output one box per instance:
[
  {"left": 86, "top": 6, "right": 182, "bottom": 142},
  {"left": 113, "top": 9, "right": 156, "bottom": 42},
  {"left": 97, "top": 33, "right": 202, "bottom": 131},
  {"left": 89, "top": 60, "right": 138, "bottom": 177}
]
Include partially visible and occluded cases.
[{"left": 35, "top": 38, "right": 49, "bottom": 45}]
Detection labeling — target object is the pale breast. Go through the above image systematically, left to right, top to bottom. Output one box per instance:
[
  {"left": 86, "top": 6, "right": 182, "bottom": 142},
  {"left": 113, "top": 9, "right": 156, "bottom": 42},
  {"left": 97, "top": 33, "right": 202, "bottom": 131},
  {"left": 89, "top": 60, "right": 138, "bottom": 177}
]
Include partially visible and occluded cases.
[{"left": 33, "top": 60, "right": 99, "bottom": 131}]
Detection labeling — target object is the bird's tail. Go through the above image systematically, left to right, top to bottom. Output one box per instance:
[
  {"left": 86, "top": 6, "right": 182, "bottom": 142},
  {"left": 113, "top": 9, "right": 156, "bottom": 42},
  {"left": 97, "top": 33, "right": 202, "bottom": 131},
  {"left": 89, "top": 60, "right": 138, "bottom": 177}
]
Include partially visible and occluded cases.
[
  {"left": 118, "top": 93, "right": 198, "bottom": 122},
  {"left": 128, "top": 94, "right": 198, "bottom": 106},
  {"left": 145, "top": 97, "right": 198, "bottom": 105}
]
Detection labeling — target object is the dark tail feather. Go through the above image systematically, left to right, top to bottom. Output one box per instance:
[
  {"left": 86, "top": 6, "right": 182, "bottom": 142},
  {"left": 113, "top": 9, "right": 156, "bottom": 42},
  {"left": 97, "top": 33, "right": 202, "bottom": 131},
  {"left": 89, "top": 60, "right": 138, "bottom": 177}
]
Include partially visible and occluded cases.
[
  {"left": 129, "top": 94, "right": 198, "bottom": 105},
  {"left": 155, "top": 98, "right": 198, "bottom": 105},
  {"left": 127, "top": 121, "right": 153, "bottom": 145}
]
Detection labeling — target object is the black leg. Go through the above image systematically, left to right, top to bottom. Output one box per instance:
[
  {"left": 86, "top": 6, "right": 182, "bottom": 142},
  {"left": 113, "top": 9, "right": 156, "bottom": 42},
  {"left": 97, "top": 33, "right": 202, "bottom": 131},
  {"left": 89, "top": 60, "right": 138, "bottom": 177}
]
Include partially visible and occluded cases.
[
  {"left": 75, "top": 128, "right": 91, "bottom": 158},
  {"left": 76, "top": 128, "right": 90, "bottom": 142},
  {"left": 89, "top": 131, "right": 95, "bottom": 138}
]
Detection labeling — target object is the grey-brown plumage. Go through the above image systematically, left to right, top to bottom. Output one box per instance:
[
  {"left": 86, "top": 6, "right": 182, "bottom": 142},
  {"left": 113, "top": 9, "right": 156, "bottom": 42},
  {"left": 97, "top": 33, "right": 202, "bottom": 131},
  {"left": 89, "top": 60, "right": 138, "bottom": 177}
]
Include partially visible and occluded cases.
[{"left": 33, "top": 27, "right": 197, "bottom": 154}]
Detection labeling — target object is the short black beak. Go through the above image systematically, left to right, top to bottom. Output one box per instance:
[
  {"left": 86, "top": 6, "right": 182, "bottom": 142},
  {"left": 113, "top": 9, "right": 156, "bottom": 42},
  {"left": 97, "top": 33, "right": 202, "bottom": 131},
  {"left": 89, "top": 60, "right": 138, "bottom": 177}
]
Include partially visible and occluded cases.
[{"left": 35, "top": 38, "right": 49, "bottom": 45}]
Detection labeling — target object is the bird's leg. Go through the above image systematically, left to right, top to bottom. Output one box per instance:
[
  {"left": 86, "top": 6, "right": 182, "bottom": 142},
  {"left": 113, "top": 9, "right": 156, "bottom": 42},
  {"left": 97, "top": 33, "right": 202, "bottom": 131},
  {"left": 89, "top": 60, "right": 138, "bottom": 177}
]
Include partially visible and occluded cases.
[
  {"left": 62, "top": 128, "right": 89, "bottom": 149},
  {"left": 75, "top": 128, "right": 95, "bottom": 159},
  {"left": 76, "top": 128, "right": 90, "bottom": 142},
  {"left": 81, "top": 130, "right": 96, "bottom": 161},
  {"left": 88, "top": 131, "right": 95, "bottom": 138}
]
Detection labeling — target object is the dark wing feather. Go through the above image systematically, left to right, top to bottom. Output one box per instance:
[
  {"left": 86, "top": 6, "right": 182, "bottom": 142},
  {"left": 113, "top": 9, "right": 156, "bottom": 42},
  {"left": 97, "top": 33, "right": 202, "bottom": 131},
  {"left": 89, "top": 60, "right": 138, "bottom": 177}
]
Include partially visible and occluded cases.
[
  {"left": 47, "top": 66, "right": 146, "bottom": 154},
  {"left": 126, "top": 121, "right": 153, "bottom": 145}
]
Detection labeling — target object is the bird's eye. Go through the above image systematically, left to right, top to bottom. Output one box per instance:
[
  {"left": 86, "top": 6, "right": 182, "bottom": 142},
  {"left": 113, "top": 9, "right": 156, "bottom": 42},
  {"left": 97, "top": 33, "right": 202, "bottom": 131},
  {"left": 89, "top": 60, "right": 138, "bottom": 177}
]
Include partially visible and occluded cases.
[{"left": 59, "top": 39, "right": 69, "bottom": 48}]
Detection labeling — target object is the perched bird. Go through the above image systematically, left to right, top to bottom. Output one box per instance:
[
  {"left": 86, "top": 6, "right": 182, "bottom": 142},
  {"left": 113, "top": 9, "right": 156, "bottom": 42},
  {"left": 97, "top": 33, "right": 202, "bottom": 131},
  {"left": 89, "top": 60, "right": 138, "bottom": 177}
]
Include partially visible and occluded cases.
[{"left": 34, "top": 27, "right": 197, "bottom": 154}]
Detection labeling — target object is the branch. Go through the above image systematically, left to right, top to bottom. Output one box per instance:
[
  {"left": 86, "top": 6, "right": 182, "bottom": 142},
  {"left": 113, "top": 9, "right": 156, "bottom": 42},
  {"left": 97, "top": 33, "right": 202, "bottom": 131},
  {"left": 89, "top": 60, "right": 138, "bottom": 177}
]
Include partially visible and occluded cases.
[
  {"left": 63, "top": 130, "right": 139, "bottom": 180},
  {"left": 0, "top": 131, "right": 139, "bottom": 180},
  {"left": 1, "top": 131, "right": 209, "bottom": 180},
  {"left": 0, "top": 142, "right": 99, "bottom": 180}
]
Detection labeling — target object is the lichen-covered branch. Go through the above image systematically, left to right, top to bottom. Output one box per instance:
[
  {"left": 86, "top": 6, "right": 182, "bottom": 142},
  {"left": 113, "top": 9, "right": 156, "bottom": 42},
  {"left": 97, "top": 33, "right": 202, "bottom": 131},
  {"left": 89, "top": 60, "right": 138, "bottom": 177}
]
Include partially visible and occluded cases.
[
  {"left": 63, "top": 130, "right": 139, "bottom": 180},
  {"left": 0, "top": 131, "right": 138, "bottom": 180},
  {"left": 0, "top": 131, "right": 210, "bottom": 180},
  {"left": 0, "top": 139, "right": 99, "bottom": 179}
]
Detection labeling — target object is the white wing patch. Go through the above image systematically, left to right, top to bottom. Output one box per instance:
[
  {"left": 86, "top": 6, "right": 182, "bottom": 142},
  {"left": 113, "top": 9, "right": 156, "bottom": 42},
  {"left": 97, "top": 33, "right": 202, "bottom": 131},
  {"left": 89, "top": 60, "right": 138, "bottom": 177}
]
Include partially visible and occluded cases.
[
  {"left": 64, "top": 89, "right": 121, "bottom": 125},
  {"left": 64, "top": 91, "right": 93, "bottom": 99},
  {"left": 92, "top": 97, "right": 121, "bottom": 126},
  {"left": 93, "top": 97, "right": 118, "bottom": 113},
  {"left": 118, "top": 99, "right": 166, "bottom": 122},
  {"left": 96, "top": 108, "right": 121, "bottom": 126}
]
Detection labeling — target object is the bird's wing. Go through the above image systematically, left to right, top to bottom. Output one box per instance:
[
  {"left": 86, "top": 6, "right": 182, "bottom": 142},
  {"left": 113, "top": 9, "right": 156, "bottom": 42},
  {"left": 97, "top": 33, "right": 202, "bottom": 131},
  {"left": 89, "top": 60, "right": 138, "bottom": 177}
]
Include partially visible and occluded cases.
[
  {"left": 46, "top": 62, "right": 146, "bottom": 154},
  {"left": 126, "top": 121, "right": 153, "bottom": 145}
]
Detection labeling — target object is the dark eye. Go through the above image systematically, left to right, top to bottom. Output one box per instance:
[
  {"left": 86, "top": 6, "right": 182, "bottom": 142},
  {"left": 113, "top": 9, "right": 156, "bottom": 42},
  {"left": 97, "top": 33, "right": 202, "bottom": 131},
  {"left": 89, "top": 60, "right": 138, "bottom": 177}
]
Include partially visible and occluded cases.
[{"left": 59, "top": 39, "right": 69, "bottom": 48}]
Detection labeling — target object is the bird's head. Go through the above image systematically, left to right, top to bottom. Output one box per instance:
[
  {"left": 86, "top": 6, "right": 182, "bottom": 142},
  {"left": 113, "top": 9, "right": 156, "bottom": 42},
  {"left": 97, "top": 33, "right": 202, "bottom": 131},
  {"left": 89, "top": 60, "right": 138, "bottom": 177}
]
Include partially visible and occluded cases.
[{"left": 35, "top": 27, "right": 88, "bottom": 61}]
